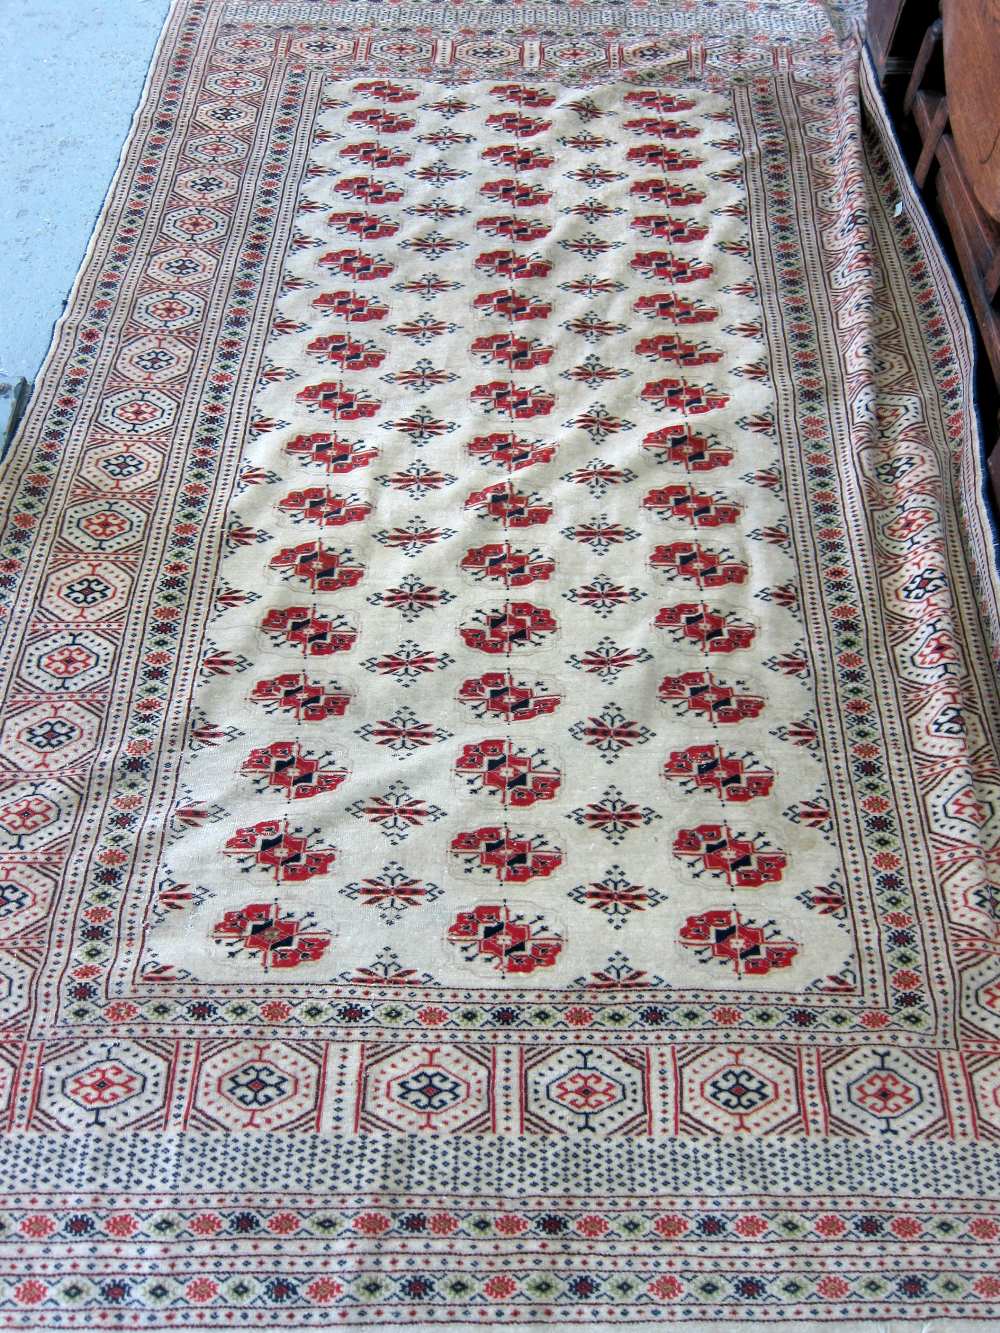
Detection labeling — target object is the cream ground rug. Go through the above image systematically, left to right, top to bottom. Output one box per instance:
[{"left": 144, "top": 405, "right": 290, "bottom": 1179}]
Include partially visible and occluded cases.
[{"left": 1, "top": 0, "right": 999, "bottom": 1326}]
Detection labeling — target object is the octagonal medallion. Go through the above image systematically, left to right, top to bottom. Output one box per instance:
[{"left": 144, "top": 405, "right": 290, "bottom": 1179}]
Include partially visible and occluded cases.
[
  {"left": 163, "top": 206, "right": 228, "bottom": 244},
  {"left": 145, "top": 247, "right": 217, "bottom": 287},
  {"left": 116, "top": 333, "right": 192, "bottom": 383},
  {"left": 98, "top": 388, "right": 176, "bottom": 436},
  {"left": 80, "top": 441, "right": 163, "bottom": 492},
  {"left": 61, "top": 499, "right": 147, "bottom": 553},
  {"left": 41, "top": 560, "right": 132, "bottom": 622},
  {"left": 20, "top": 629, "right": 116, "bottom": 692}
]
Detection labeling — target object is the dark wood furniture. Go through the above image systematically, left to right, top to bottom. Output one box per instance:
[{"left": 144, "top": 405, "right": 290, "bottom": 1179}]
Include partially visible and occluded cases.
[
  {"left": 868, "top": 0, "right": 940, "bottom": 94},
  {"left": 873, "top": 0, "right": 1000, "bottom": 497}
]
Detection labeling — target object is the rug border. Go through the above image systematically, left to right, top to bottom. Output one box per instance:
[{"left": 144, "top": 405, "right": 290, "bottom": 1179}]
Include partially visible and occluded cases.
[{"left": 857, "top": 39, "right": 1000, "bottom": 659}]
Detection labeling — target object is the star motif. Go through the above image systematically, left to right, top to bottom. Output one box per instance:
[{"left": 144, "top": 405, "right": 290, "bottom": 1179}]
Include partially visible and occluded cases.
[
  {"left": 563, "top": 577, "right": 646, "bottom": 618},
  {"left": 566, "top": 639, "right": 653, "bottom": 685},
  {"left": 569, "top": 703, "right": 655, "bottom": 762},
  {"left": 355, "top": 705, "right": 452, "bottom": 757},
  {"left": 347, "top": 781, "right": 447, "bottom": 844},
  {"left": 567, "top": 786, "right": 661, "bottom": 845},
  {"left": 342, "top": 861, "right": 443, "bottom": 924},
  {"left": 569, "top": 865, "right": 666, "bottom": 928}
]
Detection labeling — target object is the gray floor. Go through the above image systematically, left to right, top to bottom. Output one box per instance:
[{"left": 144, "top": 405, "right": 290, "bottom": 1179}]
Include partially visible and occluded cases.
[{"left": 0, "top": 0, "right": 171, "bottom": 393}]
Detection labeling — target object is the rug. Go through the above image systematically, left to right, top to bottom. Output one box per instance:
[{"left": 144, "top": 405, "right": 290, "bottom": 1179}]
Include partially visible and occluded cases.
[{"left": 1, "top": 0, "right": 1000, "bottom": 1326}]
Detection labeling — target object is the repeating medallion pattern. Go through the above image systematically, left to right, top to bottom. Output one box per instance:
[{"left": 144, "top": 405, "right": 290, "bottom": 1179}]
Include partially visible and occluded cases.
[
  {"left": 0, "top": 0, "right": 998, "bottom": 1324},
  {"left": 154, "top": 52, "right": 861, "bottom": 1026}
]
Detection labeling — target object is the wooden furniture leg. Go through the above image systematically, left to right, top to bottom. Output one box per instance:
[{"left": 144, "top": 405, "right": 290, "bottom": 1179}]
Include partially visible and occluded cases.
[
  {"left": 903, "top": 17, "right": 942, "bottom": 116},
  {"left": 915, "top": 95, "right": 949, "bottom": 187}
]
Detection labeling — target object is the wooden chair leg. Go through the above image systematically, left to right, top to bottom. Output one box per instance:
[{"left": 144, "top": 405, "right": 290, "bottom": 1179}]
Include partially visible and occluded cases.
[
  {"left": 904, "top": 17, "right": 942, "bottom": 116},
  {"left": 915, "top": 95, "right": 949, "bottom": 187},
  {"left": 985, "top": 250, "right": 1000, "bottom": 306},
  {"left": 989, "top": 430, "right": 1000, "bottom": 506}
]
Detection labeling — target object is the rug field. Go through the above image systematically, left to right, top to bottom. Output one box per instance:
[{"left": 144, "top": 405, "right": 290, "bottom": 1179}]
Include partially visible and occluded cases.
[{"left": 1, "top": 0, "right": 999, "bottom": 1326}]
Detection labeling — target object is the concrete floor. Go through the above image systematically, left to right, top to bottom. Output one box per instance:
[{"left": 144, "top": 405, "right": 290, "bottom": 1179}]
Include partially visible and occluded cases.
[{"left": 0, "top": 0, "right": 171, "bottom": 389}]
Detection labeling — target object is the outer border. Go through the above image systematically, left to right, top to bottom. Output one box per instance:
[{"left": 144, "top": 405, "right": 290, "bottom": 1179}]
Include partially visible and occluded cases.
[{"left": 857, "top": 39, "right": 1000, "bottom": 656}]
